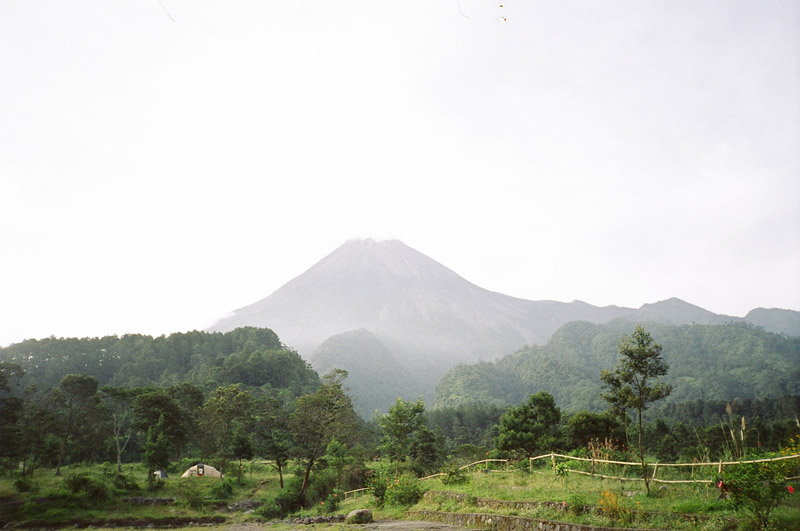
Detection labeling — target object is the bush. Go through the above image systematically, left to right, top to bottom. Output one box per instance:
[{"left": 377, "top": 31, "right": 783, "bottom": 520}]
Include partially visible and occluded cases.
[
  {"left": 721, "top": 458, "right": 792, "bottom": 529},
  {"left": 440, "top": 464, "right": 470, "bottom": 485},
  {"left": 367, "top": 466, "right": 391, "bottom": 507},
  {"left": 109, "top": 473, "right": 140, "bottom": 492},
  {"left": 384, "top": 473, "right": 424, "bottom": 507},
  {"left": 64, "top": 474, "right": 110, "bottom": 501},
  {"left": 14, "top": 476, "right": 36, "bottom": 493},
  {"left": 258, "top": 477, "right": 304, "bottom": 518},
  {"left": 210, "top": 478, "right": 235, "bottom": 500},
  {"left": 178, "top": 480, "right": 204, "bottom": 509},
  {"left": 318, "top": 490, "right": 340, "bottom": 513},
  {"left": 598, "top": 490, "right": 633, "bottom": 525},
  {"left": 567, "top": 492, "right": 587, "bottom": 515}
]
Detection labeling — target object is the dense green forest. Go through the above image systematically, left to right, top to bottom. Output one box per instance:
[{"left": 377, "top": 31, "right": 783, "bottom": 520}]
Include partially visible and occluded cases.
[
  {"left": 434, "top": 321, "right": 800, "bottom": 412},
  {"left": 1, "top": 325, "right": 798, "bottom": 496},
  {"left": 0, "top": 327, "right": 320, "bottom": 400}
]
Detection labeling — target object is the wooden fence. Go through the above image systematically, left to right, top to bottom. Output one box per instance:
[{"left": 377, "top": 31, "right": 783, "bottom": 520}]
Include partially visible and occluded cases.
[
  {"left": 529, "top": 452, "right": 800, "bottom": 484},
  {"left": 344, "top": 455, "right": 798, "bottom": 498}
]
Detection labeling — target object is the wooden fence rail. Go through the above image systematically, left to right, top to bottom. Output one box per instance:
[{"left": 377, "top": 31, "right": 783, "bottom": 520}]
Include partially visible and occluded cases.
[
  {"left": 529, "top": 452, "right": 800, "bottom": 484},
  {"left": 346, "top": 455, "right": 797, "bottom": 496}
]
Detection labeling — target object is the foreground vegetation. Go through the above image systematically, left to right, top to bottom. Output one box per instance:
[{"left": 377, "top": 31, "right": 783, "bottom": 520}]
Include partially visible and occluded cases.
[
  {"left": 2, "top": 325, "right": 799, "bottom": 529},
  {"left": 1, "top": 458, "right": 798, "bottom": 530}
]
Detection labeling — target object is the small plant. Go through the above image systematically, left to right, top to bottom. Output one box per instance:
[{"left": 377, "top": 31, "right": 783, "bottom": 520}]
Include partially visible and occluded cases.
[
  {"left": 721, "top": 458, "right": 793, "bottom": 530},
  {"left": 552, "top": 462, "right": 569, "bottom": 485},
  {"left": 441, "top": 464, "right": 470, "bottom": 485},
  {"left": 366, "top": 465, "right": 391, "bottom": 507},
  {"left": 64, "top": 473, "right": 110, "bottom": 501},
  {"left": 109, "top": 473, "right": 139, "bottom": 492},
  {"left": 384, "top": 473, "right": 424, "bottom": 506},
  {"left": 13, "top": 476, "right": 36, "bottom": 493},
  {"left": 210, "top": 478, "right": 235, "bottom": 499},
  {"left": 178, "top": 479, "right": 205, "bottom": 509},
  {"left": 318, "top": 490, "right": 339, "bottom": 513},
  {"left": 597, "top": 490, "right": 633, "bottom": 524},
  {"left": 567, "top": 492, "right": 586, "bottom": 515}
]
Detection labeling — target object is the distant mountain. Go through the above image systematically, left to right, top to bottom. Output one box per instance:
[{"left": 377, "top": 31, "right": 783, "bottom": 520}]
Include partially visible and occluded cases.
[
  {"left": 208, "top": 238, "right": 799, "bottom": 414},
  {"left": 210, "top": 239, "right": 631, "bottom": 367},
  {"left": 624, "top": 297, "right": 735, "bottom": 325},
  {"left": 744, "top": 307, "right": 800, "bottom": 336},
  {"left": 434, "top": 321, "right": 800, "bottom": 412},
  {"left": 310, "top": 329, "right": 423, "bottom": 419}
]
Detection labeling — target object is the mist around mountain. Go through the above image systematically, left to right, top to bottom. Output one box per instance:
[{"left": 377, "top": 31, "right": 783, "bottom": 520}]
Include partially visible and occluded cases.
[
  {"left": 207, "top": 239, "right": 799, "bottom": 414},
  {"left": 434, "top": 320, "right": 800, "bottom": 413}
]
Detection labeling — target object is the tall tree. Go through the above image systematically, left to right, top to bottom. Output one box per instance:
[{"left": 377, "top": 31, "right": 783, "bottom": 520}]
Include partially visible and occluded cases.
[
  {"left": 601, "top": 325, "right": 672, "bottom": 495},
  {"left": 0, "top": 362, "right": 25, "bottom": 464},
  {"left": 290, "top": 370, "right": 360, "bottom": 500},
  {"left": 54, "top": 374, "right": 100, "bottom": 475},
  {"left": 199, "top": 384, "right": 254, "bottom": 475},
  {"left": 100, "top": 386, "right": 145, "bottom": 472},
  {"left": 132, "top": 390, "right": 191, "bottom": 472},
  {"left": 495, "top": 392, "right": 561, "bottom": 458},
  {"left": 254, "top": 397, "right": 292, "bottom": 488},
  {"left": 378, "top": 397, "right": 427, "bottom": 470}
]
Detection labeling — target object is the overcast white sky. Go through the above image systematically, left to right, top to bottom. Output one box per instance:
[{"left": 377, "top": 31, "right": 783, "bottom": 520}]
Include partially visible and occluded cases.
[{"left": 1, "top": 0, "right": 799, "bottom": 347}]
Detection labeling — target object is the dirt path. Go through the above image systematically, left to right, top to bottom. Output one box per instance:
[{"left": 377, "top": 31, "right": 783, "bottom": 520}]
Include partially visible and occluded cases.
[{"left": 220, "top": 520, "right": 470, "bottom": 531}]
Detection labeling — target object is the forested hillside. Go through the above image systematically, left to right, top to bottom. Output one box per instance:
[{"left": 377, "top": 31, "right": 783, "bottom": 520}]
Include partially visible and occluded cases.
[
  {"left": 434, "top": 321, "right": 800, "bottom": 413},
  {"left": 0, "top": 327, "right": 320, "bottom": 400}
]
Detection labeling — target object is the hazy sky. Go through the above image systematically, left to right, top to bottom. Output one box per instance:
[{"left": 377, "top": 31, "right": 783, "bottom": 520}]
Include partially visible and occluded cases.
[{"left": 2, "top": 1, "right": 799, "bottom": 347}]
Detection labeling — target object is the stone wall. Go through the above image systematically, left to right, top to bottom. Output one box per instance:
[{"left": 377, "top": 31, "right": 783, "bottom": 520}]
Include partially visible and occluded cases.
[
  {"left": 424, "top": 491, "right": 570, "bottom": 512},
  {"left": 408, "top": 510, "right": 660, "bottom": 531}
]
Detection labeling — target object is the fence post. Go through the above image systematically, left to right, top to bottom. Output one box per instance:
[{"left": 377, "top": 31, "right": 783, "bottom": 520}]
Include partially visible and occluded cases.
[
  {"left": 551, "top": 454, "right": 556, "bottom": 470},
  {"left": 591, "top": 457, "right": 595, "bottom": 476},
  {"left": 718, "top": 460, "right": 723, "bottom": 475},
  {"left": 652, "top": 463, "right": 659, "bottom": 481}
]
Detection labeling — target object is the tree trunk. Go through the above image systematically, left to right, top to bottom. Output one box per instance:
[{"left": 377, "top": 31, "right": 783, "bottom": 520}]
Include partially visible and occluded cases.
[
  {"left": 638, "top": 408, "right": 649, "bottom": 495},
  {"left": 55, "top": 432, "right": 68, "bottom": 476},
  {"left": 300, "top": 458, "right": 314, "bottom": 500},
  {"left": 276, "top": 461, "right": 284, "bottom": 489}
]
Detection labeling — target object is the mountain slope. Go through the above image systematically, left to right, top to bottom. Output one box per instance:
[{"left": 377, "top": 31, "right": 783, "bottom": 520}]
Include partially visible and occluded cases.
[
  {"left": 208, "top": 238, "right": 799, "bottom": 414},
  {"left": 209, "top": 239, "right": 632, "bottom": 365},
  {"left": 434, "top": 321, "right": 800, "bottom": 412},
  {"left": 310, "top": 329, "right": 423, "bottom": 418}
]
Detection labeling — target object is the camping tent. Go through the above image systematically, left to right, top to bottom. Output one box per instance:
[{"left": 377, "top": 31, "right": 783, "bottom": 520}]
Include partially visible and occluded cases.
[{"left": 180, "top": 463, "right": 222, "bottom": 478}]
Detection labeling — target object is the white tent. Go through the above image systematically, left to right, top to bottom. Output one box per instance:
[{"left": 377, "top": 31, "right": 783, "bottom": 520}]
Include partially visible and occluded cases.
[{"left": 180, "top": 463, "right": 222, "bottom": 478}]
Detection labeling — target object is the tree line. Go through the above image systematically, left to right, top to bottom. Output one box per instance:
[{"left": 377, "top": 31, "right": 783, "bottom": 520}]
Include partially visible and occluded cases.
[{"left": 2, "top": 325, "right": 798, "bottom": 511}]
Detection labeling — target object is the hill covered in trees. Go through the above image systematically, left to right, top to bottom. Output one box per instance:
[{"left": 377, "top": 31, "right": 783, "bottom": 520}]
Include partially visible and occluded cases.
[
  {"left": 434, "top": 321, "right": 800, "bottom": 413},
  {"left": 0, "top": 327, "right": 320, "bottom": 401}
]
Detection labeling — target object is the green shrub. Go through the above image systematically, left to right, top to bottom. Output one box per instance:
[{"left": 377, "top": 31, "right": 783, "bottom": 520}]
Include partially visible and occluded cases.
[
  {"left": 721, "top": 458, "right": 792, "bottom": 530},
  {"left": 440, "top": 464, "right": 470, "bottom": 486},
  {"left": 367, "top": 466, "right": 391, "bottom": 507},
  {"left": 109, "top": 473, "right": 139, "bottom": 492},
  {"left": 384, "top": 473, "right": 424, "bottom": 507},
  {"left": 64, "top": 474, "right": 110, "bottom": 500},
  {"left": 14, "top": 476, "right": 36, "bottom": 493},
  {"left": 257, "top": 477, "right": 304, "bottom": 518},
  {"left": 210, "top": 478, "right": 235, "bottom": 500},
  {"left": 178, "top": 480, "right": 204, "bottom": 509},
  {"left": 318, "top": 490, "right": 340, "bottom": 513},
  {"left": 567, "top": 492, "right": 587, "bottom": 515},
  {"left": 256, "top": 501, "right": 284, "bottom": 519}
]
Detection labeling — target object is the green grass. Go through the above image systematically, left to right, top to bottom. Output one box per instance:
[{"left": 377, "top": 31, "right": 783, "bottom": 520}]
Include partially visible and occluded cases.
[{"left": 2, "top": 461, "right": 798, "bottom": 530}]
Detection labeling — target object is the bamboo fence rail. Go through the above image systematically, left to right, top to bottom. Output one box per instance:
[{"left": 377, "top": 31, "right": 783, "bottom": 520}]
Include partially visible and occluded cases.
[
  {"left": 529, "top": 452, "right": 800, "bottom": 484},
  {"left": 344, "top": 455, "right": 798, "bottom": 497}
]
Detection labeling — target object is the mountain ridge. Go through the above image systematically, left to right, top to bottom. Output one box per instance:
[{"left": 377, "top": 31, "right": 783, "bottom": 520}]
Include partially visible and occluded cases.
[{"left": 208, "top": 238, "right": 800, "bottom": 413}]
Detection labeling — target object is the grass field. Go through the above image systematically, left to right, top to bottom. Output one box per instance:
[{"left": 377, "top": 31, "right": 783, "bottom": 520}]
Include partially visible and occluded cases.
[{"left": 1, "top": 460, "right": 798, "bottom": 530}]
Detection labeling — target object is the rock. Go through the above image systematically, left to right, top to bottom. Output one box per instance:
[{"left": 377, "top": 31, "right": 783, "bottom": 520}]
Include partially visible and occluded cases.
[{"left": 345, "top": 509, "right": 373, "bottom": 524}]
